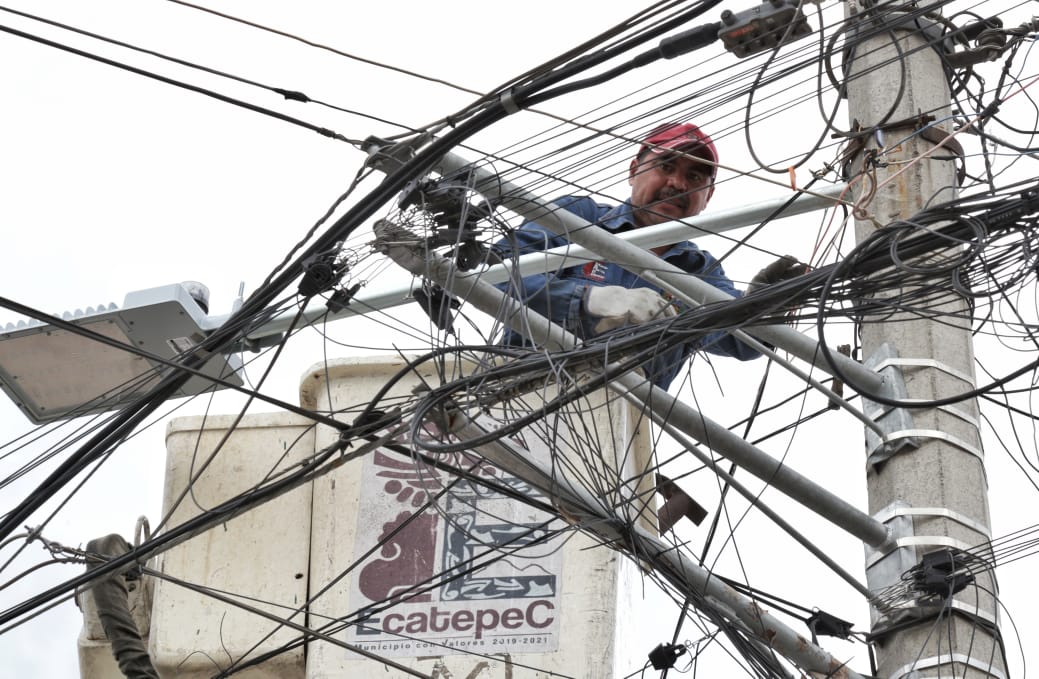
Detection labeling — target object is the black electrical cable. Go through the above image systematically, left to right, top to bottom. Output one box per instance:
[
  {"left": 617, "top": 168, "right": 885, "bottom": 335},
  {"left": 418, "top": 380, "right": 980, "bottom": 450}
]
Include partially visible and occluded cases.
[
  {"left": 0, "top": 0, "right": 738, "bottom": 553},
  {"left": 165, "top": 0, "right": 484, "bottom": 98},
  {"left": 447, "top": 0, "right": 726, "bottom": 126},
  {"left": 745, "top": 1, "right": 850, "bottom": 174},
  {"left": 0, "top": 4, "right": 402, "bottom": 132},
  {"left": 524, "top": 18, "right": 723, "bottom": 108},
  {"left": 0, "top": 22, "right": 356, "bottom": 144},
  {"left": 0, "top": 65, "right": 517, "bottom": 545},
  {"left": 814, "top": 186, "right": 1039, "bottom": 407},
  {"left": 144, "top": 566, "right": 430, "bottom": 679}
]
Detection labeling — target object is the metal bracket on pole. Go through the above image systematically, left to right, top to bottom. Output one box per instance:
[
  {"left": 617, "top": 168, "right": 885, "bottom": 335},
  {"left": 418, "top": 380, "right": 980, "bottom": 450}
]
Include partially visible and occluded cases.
[
  {"left": 862, "top": 343, "right": 918, "bottom": 468},
  {"left": 863, "top": 344, "right": 987, "bottom": 467},
  {"left": 863, "top": 500, "right": 916, "bottom": 626},
  {"left": 864, "top": 501, "right": 999, "bottom": 634}
]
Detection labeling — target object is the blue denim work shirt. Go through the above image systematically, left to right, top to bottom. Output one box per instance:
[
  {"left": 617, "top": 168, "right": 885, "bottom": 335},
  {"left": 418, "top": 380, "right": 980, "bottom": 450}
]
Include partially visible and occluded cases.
[{"left": 493, "top": 196, "right": 761, "bottom": 389}]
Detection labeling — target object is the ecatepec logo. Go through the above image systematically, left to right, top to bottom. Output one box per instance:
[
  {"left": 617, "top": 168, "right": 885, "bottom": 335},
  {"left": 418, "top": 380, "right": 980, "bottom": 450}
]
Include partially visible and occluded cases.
[
  {"left": 347, "top": 448, "right": 562, "bottom": 657},
  {"left": 357, "top": 452, "right": 437, "bottom": 605}
]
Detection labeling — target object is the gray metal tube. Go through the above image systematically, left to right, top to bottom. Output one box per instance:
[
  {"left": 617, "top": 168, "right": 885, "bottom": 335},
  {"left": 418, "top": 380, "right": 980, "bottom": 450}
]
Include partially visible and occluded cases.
[
  {"left": 435, "top": 152, "right": 885, "bottom": 393},
  {"left": 201, "top": 183, "right": 855, "bottom": 341},
  {"left": 374, "top": 220, "right": 890, "bottom": 549},
  {"left": 615, "top": 369, "right": 889, "bottom": 549},
  {"left": 651, "top": 416, "right": 873, "bottom": 598},
  {"left": 446, "top": 417, "right": 866, "bottom": 679}
]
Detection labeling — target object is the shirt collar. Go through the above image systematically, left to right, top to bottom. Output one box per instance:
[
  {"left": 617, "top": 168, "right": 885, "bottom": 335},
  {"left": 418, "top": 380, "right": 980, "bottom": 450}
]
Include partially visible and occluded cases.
[
  {"left": 598, "top": 199, "right": 638, "bottom": 232},
  {"left": 598, "top": 199, "right": 700, "bottom": 258}
]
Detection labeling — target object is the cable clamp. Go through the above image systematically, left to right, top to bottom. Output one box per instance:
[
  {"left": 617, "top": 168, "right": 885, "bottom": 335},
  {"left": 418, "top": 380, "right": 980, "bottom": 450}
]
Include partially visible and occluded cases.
[
  {"left": 837, "top": 113, "right": 965, "bottom": 183},
  {"left": 24, "top": 524, "right": 43, "bottom": 544},
  {"left": 866, "top": 535, "right": 985, "bottom": 570},
  {"left": 648, "top": 643, "right": 687, "bottom": 670}
]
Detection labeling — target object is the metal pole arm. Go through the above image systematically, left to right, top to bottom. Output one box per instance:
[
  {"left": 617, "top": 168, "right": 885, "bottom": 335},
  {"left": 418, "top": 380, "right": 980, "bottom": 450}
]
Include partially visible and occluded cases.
[
  {"left": 435, "top": 152, "right": 885, "bottom": 394},
  {"left": 373, "top": 219, "right": 890, "bottom": 550},
  {"left": 440, "top": 400, "right": 869, "bottom": 679}
]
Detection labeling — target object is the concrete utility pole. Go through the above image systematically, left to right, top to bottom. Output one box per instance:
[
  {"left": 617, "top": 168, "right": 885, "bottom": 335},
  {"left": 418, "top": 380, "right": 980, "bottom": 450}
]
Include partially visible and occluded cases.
[{"left": 844, "top": 2, "right": 1005, "bottom": 677}]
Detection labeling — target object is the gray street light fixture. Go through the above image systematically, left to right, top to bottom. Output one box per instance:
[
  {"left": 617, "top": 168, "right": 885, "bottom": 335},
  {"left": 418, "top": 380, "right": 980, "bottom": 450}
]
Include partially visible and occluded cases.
[{"left": 0, "top": 282, "right": 243, "bottom": 424}]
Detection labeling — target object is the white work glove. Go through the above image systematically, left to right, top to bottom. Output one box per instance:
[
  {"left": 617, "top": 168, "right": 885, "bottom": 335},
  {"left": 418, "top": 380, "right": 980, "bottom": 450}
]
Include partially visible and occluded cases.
[
  {"left": 747, "top": 255, "right": 809, "bottom": 295},
  {"left": 584, "top": 285, "right": 677, "bottom": 334}
]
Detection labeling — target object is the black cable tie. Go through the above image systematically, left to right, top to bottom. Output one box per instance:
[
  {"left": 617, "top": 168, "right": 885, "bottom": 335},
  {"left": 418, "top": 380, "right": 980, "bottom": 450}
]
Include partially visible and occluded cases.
[
  {"left": 274, "top": 88, "right": 310, "bottom": 103},
  {"left": 413, "top": 285, "right": 459, "bottom": 333}
]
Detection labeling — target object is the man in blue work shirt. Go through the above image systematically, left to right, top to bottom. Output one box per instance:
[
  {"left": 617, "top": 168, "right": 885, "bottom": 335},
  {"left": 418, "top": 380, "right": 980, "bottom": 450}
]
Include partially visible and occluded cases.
[{"left": 495, "top": 122, "right": 801, "bottom": 389}]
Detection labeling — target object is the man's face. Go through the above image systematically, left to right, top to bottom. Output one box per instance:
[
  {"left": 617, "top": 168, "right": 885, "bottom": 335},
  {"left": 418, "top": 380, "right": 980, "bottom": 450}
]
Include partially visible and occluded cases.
[{"left": 628, "top": 150, "right": 714, "bottom": 227}]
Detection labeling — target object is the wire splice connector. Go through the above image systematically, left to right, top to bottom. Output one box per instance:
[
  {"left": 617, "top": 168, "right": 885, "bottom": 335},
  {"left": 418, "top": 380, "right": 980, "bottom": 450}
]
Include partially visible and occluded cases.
[{"left": 718, "top": 0, "right": 813, "bottom": 58}]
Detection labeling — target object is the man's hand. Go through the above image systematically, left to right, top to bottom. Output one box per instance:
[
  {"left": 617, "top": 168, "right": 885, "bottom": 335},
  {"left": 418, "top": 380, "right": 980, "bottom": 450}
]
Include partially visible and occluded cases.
[
  {"left": 747, "top": 255, "right": 809, "bottom": 295},
  {"left": 584, "top": 285, "right": 677, "bottom": 334}
]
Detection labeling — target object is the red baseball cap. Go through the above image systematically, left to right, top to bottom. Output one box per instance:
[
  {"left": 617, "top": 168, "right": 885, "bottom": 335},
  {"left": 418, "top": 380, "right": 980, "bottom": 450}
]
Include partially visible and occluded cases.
[{"left": 638, "top": 122, "right": 718, "bottom": 175}]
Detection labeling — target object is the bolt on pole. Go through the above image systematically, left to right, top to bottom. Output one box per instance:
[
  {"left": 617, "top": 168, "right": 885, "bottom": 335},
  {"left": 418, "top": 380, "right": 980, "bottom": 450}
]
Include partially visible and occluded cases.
[{"left": 843, "top": 2, "right": 1004, "bottom": 677}]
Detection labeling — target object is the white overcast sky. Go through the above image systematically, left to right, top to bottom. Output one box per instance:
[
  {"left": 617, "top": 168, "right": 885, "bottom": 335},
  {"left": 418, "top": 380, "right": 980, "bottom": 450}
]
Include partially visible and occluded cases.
[{"left": 2, "top": 1, "right": 1038, "bottom": 677}]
